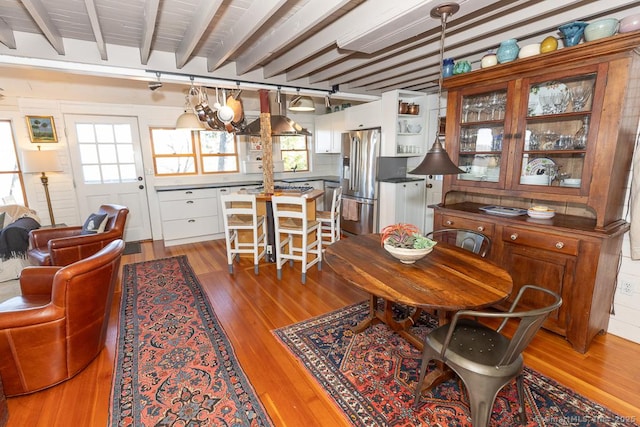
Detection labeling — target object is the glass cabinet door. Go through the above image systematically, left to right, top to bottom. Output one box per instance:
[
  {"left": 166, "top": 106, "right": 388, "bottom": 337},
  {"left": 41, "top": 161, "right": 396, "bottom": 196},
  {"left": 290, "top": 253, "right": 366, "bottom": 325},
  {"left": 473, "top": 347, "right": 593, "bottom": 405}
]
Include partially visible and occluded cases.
[
  {"left": 517, "top": 74, "right": 596, "bottom": 189},
  {"left": 456, "top": 89, "right": 507, "bottom": 183}
]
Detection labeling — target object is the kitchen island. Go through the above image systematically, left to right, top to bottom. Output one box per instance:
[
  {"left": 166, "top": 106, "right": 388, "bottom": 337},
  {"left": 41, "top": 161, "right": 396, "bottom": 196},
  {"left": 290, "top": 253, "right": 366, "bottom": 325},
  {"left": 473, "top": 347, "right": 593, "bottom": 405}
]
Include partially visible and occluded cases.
[
  {"left": 156, "top": 179, "right": 332, "bottom": 247},
  {"left": 238, "top": 189, "right": 324, "bottom": 262}
]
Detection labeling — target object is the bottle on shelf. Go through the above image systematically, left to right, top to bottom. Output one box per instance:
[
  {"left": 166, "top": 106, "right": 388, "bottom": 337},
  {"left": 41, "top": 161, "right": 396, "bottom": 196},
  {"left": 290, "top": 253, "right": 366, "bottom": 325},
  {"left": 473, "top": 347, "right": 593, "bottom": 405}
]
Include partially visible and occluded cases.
[{"left": 573, "top": 116, "right": 589, "bottom": 149}]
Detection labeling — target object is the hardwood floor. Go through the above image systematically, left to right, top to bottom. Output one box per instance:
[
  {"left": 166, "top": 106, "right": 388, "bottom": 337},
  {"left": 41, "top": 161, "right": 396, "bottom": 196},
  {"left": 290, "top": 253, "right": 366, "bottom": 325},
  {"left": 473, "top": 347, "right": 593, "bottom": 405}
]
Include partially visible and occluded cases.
[{"left": 5, "top": 239, "right": 640, "bottom": 426}]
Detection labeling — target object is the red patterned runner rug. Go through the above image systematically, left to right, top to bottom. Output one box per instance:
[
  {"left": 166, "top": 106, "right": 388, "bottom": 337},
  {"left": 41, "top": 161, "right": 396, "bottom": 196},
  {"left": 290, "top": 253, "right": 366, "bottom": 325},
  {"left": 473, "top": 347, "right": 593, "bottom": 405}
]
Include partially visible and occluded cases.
[
  {"left": 109, "top": 256, "right": 273, "bottom": 426},
  {"left": 274, "top": 301, "right": 638, "bottom": 427}
]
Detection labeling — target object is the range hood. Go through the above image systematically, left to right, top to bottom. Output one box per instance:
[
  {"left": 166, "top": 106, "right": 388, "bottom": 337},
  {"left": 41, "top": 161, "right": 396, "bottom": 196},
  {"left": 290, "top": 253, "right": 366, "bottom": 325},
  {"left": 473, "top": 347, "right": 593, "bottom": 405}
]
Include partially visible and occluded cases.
[{"left": 237, "top": 90, "right": 311, "bottom": 136}]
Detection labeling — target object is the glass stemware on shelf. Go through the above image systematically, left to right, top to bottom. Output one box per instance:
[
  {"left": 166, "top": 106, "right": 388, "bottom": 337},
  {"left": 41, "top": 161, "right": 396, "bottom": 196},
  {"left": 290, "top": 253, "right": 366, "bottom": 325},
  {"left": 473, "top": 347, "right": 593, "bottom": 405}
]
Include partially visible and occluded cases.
[
  {"left": 570, "top": 85, "right": 592, "bottom": 111},
  {"left": 539, "top": 90, "right": 570, "bottom": 114},
  {"left": 488, "top": 92, "right": 506, "bottom": 120},
  {"left": 471, "top": 96, "right": 487, "bottom": 121},
  {"left": 462, "top": 97, "right": 473, "bottom": 122}
]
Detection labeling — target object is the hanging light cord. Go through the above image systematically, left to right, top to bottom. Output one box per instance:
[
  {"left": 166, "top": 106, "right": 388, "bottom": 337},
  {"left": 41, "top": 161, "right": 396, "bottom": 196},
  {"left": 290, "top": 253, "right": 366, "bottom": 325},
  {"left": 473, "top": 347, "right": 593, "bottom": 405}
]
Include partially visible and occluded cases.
[{"left": 434, "top": 9, "right": 450, "bottom": 138}]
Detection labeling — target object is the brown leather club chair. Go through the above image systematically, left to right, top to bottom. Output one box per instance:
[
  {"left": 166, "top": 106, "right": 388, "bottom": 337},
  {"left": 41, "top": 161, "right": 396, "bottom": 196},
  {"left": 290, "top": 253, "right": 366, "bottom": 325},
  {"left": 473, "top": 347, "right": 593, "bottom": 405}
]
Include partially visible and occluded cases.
[
  {"left": 28, "top": 204, "right": 128, "bottom": 266},
  {"left": 0, "top": 239, "right": 125, "bottom": 396}
]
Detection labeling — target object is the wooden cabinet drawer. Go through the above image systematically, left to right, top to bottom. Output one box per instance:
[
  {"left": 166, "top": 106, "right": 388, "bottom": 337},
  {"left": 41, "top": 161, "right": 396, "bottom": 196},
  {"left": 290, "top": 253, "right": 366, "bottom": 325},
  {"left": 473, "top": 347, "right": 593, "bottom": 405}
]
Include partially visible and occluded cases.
[
  {"left": 158, "top": 188, "right": 218, "bottom": 202},
  {"left": 160, "top": 197, "right": 219, "bottom": 221},
  {"left": 439, "top": 215, "right": 495, "bottom": 236},
  {"left": 162, "top": 216, "right": 218, "bottom": 240},
  {"left": 502, "top": 227, "right": 579, "bottom": 256}
]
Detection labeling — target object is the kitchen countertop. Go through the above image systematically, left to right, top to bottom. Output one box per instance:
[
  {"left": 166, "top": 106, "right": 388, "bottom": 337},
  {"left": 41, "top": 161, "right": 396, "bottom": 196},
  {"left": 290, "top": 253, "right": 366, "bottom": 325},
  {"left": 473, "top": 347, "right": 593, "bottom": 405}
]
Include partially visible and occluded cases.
[
  {"left": 280, "top": 175, "right": 340, "bottom": 183},
  {"left": 155, "top": 176, "right": 340, "bottom": 192},
  {"left": 379, "top": 177, "right": 425, "bottom": 183}
]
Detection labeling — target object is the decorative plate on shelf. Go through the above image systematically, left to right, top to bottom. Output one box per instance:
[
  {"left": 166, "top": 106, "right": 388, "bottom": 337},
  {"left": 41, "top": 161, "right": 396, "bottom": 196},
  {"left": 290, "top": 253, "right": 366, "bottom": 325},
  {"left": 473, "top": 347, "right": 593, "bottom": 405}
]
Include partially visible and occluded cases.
[
  {"left": 525, "top": 158, "right": 556, "bottom": 179},
  {"left": 479, "top": 205, "right": 528, "bottom": 216}
]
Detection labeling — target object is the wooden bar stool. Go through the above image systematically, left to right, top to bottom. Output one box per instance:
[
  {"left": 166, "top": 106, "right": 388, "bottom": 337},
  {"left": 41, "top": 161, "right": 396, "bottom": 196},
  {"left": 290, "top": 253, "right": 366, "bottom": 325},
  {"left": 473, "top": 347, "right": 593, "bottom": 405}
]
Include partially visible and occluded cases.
[
  {"left": 316, "top": 186, "right": 342, "bottom": 246},
  {"left": 220, "top": 193, "right": 267, "bottom": 275},
  {"left": 272, "top": 195, "right": 322, "bottom": 284}
]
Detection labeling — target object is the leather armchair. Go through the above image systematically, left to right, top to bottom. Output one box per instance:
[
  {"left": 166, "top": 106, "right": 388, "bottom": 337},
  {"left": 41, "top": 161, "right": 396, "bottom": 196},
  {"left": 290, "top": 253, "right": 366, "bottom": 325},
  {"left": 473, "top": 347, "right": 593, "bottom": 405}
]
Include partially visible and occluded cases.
[
  {"left": 28, "top": 204, "right": 128, "bottom": 266},
  {"left": 0, "top": 239, "right": 125, "bottom": 396}
]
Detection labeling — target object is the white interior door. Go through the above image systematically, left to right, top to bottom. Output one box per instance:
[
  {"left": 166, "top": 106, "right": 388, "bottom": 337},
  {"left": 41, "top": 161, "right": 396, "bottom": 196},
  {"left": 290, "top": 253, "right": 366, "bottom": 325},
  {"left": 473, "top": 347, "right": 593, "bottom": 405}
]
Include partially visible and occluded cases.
[{"left": 64, "top": 114, "right": 151, "bottom": 242}]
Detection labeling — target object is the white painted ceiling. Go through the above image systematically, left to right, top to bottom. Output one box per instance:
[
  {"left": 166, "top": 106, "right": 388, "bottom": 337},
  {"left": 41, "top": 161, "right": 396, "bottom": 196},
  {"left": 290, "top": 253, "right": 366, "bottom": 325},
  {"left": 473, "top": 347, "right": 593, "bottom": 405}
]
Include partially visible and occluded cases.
[{"left": 0, "top": 0, "right": 639, "bottom": 99}]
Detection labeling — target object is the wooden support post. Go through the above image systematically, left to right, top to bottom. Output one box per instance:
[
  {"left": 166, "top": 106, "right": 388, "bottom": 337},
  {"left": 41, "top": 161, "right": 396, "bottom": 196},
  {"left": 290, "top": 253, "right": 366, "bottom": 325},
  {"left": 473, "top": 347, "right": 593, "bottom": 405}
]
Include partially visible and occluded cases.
[{"left": 258, "top": 89, "right": 274, "bottom": 194}]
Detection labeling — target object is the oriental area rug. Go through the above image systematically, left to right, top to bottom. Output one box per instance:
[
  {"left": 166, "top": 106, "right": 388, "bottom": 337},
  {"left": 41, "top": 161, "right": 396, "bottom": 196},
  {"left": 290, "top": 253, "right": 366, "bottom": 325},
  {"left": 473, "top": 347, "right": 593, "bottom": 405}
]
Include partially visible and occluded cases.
[
  {"left": 109, "top": 255, "right": 273, "bottom": 426},
  {"left": 274, "top": 301, "right": 638, "bottom": 427}
]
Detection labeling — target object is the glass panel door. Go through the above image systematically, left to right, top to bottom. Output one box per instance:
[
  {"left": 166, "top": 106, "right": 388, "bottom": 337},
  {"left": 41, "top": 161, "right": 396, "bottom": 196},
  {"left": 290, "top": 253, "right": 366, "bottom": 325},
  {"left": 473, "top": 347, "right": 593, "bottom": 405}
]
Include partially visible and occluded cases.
[
  {"left": 518, "top": 74, "right": 596, "bottom": 189},
  {"left": 457, "top": 89, "right": 507, "bottom": 183}
]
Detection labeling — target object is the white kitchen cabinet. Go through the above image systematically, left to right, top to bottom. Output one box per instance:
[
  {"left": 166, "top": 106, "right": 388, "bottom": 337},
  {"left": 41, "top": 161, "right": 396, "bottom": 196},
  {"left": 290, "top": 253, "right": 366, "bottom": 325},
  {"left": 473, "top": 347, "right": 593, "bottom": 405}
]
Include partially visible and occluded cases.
[
  {"left": 380, "top": 90, "right": 430, "bottom": 157},
  {"left": 343, "top": 100, "right": 382, "bottom": 131},
  {"left": 314, "top": 110, "right": 345, "bottom": 153},
  {"left": 378, "top": 179, "right": 426, "bottom": 232},
  {"left": 397, "top": 180, "right": 426, "bottom": 230},
  {"left": 158, "top": 188, "right": 221, "bottom": 246}
]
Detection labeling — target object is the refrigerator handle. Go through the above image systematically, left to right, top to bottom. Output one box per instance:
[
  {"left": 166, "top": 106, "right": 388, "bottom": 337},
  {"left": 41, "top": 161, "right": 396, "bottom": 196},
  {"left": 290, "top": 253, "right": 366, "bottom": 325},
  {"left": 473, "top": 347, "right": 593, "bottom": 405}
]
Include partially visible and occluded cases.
[
  {"left": 350, "top": 136, "right": 359, "bottom": 191},
  {"left": 351, "top": 136, "right": 362, "bottom": 190}
]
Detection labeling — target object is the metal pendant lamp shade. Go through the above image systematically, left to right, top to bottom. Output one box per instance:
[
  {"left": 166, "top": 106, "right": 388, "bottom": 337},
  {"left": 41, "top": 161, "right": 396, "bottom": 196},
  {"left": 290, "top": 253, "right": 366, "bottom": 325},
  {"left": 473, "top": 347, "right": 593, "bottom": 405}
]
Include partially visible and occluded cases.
[
  {"left": 409, "top": 2, "right": 463, "bottom": 176},
  {"left": 176, "top": 77, "right": 205, "bottom": 130},
  {"left": 288, "top": 94, "right": 315, "bottom": 112},
  {"left": 176, "top": 110, "right": 204, "bottom": 130},
  {"left": 410, "top": 135, "right": 464, "bottom": 175}
]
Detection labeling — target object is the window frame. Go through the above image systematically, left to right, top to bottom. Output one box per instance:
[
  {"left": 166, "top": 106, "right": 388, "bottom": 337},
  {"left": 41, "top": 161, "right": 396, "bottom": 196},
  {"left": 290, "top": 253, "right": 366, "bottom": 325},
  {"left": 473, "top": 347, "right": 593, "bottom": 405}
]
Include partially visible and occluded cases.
[
  {"left": 0, "top": 120, "right": 28, "bottom": 206},
  {"left": 150, "top": 127, "right": 198, "bottom": 176},
  {"left": 197, "top": 130, "right": 240, "bottom": 174},
  {"left": 278, "top": 134, "right": 310, "bottom": 172}
]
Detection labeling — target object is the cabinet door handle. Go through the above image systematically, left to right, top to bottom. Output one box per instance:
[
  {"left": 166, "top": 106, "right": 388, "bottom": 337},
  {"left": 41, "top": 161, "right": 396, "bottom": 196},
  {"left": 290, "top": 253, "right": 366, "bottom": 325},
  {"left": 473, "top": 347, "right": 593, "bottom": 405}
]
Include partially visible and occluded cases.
[
  {"left": 426, "top": 183, "right": 433, "bottom": 188},
  {"left": 185, "top": 191, "right": 193, "bottom": 194},
  {"left": 186, "top": 200, "right": 194, "bottom": 204},
  {"left": 188, "top": 219, "right": 196, "bottom": 223},
  {"left": 446, "top": 220, "right": 453, "bottom": 226},
  {"left": 477, "top": 226, "right": 484, "bottom": 232},
  {"left": 510, "top": 233, "right": 518, "bottom": 240},
  {"left": 555, "top": 241, "right": 565, "bottom": 249}
]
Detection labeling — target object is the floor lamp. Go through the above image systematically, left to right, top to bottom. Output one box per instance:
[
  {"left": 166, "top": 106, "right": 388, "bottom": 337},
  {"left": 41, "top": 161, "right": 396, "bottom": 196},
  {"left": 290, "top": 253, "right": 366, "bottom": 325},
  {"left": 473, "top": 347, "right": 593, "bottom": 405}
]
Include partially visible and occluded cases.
[{"left": 22, "top": 147, "right": 62, "bottom": 226}]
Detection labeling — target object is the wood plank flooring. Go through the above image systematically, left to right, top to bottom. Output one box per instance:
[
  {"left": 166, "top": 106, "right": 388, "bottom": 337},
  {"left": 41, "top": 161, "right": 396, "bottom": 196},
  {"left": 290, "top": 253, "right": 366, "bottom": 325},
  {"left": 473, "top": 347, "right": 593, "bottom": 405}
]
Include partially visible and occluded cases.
[{"left": 4, "top": 239, "right": 640, "bottom": 426}]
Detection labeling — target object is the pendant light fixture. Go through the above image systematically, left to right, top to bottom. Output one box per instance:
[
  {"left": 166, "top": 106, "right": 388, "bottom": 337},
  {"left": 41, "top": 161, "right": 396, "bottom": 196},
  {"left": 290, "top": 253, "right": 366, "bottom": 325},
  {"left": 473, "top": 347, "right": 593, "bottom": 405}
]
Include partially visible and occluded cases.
[
  {"left": 409, "top": 2, "right": 464, "bottom": 176},
  {"left": 176, "top": 77, "right": 205, "bottom": 130},
  {"left": 288, "top": 88, "right": 315, "bottom": 112}
]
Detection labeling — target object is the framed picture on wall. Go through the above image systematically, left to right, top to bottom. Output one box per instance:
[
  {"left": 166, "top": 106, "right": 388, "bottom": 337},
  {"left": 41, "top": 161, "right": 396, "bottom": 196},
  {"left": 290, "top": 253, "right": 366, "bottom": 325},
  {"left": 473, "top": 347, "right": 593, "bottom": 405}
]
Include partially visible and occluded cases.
[{"left": 26, "top": 115, "right": 58, "bottom": 143}]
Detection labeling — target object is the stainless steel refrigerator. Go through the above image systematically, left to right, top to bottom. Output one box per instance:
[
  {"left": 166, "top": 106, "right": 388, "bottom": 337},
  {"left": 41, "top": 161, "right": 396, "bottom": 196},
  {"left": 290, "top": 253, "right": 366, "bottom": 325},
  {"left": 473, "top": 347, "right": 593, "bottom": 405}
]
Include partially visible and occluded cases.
[{"left": 340, "top": 128, "right": 380, "bottom": 235}]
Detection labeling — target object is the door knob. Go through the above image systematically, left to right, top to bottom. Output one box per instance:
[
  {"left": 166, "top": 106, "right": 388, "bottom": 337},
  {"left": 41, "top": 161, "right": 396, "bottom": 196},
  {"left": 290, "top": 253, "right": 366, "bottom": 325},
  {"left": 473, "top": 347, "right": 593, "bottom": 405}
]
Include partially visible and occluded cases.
[
  {"left": 426, "top": 183, "right": 433, "bottom": 188},
  {"left": 139, "top": 185, "right": 144, "bottom": 190}
]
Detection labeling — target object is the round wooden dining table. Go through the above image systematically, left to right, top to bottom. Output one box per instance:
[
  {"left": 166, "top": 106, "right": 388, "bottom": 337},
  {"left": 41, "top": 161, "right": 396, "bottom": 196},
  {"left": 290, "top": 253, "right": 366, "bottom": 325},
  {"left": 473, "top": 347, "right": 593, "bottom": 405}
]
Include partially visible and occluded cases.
[
  {"left": 324, "top": 233, "right": 513, "bottom": 347},
  {"left": 324, "top": 233, "right": 513, "bottom": 389}
]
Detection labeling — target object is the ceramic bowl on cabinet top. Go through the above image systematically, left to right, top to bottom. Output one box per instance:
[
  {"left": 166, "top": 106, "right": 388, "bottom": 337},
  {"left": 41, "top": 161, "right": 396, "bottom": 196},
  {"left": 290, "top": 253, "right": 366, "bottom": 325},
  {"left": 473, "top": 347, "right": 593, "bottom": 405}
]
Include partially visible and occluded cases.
[
  {"left": 619, "top": 13, "right": 640, "bottom": 33},
  {"left": 584, "top": 18, "right": 619, "bottom": 41},
  {"left": 518, "top": 43, "right": 541, "bottom": 59},
  {"left": 527, "top": 206, "right": 555, "bottom": 219}
]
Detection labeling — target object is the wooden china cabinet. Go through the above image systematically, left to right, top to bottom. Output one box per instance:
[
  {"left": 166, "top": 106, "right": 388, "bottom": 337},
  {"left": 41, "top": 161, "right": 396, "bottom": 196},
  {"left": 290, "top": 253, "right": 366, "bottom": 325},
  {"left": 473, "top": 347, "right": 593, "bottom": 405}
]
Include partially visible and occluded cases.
[{"left": 434, "top": 32, "right": 640, "bottom": 353}]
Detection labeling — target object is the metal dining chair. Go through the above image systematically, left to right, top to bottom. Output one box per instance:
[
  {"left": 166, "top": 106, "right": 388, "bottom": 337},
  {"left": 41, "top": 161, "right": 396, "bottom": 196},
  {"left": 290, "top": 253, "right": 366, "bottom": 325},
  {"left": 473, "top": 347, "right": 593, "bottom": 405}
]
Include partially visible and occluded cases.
[
  {"left": 316, "top": 186, "right": 342, "bottom": 246},
  {"left": 220, "top": 193, "right": 267, "bottom": 275},
  {"left": 272, "top": 195, "right": 322, "bottom": 284},
  {"left": 426, "top": 228, "right": 491, "bottom": 258},
  {"left": 414, "top": 285, "right": 562, "bottom": 427}
]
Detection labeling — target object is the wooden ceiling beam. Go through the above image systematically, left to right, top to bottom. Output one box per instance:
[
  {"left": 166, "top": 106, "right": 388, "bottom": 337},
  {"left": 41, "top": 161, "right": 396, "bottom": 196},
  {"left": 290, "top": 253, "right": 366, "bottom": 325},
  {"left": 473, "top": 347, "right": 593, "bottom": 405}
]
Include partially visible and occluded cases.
[
  {"left": 20, "top": 0, "right": 65, "bottom": 54},
  {"left": 84, "top": 0, "right": 107, "bottom": 60},
  {"left": 139, "top": 0, "right": 160, "bottom": 65},
  {"left": 175, "top": 0, "right": 223, "bottom": 69},
  {"left": 207, "top": 0, "right": 287, "bottom": 72},
  {"left": 235, "top": 0, "right": 350, "bottom": 76},
  {"left": 0, "top": 18, "right": 16, "bottom": 49}
]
